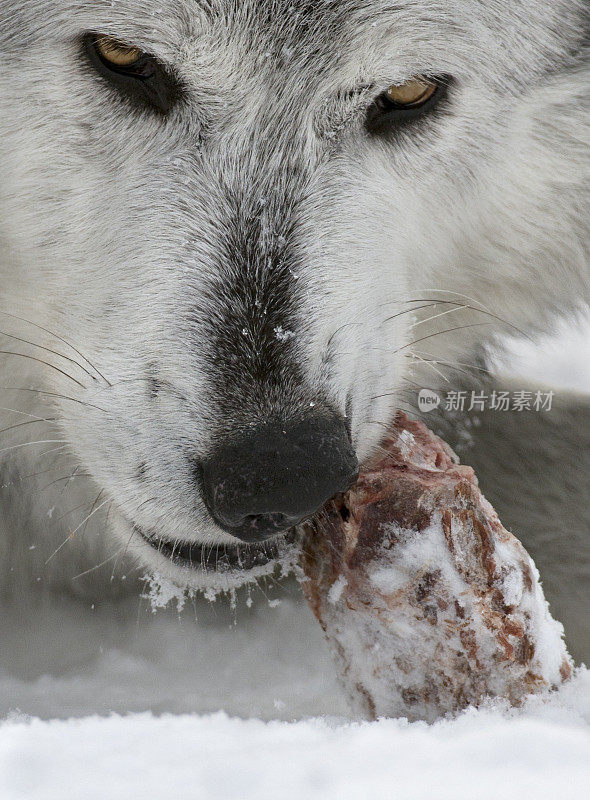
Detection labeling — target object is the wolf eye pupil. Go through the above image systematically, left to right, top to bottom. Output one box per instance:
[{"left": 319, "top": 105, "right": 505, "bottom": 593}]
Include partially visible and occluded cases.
[
  {"left": 95, "top": 35, "right": 143, "bottom": 68},
  {"left": 365, "top": 75, "right": 445, "bottom": 135},
  {"left": 385, "top": 78, "right": 437, "bottom": 108}
]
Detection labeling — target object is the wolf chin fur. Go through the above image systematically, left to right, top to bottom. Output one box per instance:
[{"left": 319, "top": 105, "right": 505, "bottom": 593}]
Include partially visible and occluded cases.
[{"left": 0, "top": 2, "right": 588, "bottom": 621}]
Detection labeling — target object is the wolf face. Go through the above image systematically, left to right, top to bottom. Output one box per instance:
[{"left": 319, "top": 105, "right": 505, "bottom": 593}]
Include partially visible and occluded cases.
[{"left": 0, "top": 0, "right": 587, "bottom": 591}]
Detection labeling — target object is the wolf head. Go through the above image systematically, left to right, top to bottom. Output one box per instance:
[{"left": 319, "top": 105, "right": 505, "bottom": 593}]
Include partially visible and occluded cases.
[{"left": 0, "top": 0, "right": 587, "bottom": 590}]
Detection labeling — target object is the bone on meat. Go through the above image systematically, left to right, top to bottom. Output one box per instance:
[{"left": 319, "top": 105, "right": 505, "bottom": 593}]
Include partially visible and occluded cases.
[{"left": 299, "top": 413, "right": 572, "bottom": 722}]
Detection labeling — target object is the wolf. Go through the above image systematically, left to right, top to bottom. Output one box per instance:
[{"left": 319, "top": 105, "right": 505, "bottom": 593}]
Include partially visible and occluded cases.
[{"left": 0, "top": 2, "right": 588, "bottom": 655}]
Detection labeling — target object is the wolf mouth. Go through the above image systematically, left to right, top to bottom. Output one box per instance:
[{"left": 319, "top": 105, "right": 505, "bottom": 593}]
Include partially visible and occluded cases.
[{"left": 135, "top": 526, "right": 297, "bottom": 573}]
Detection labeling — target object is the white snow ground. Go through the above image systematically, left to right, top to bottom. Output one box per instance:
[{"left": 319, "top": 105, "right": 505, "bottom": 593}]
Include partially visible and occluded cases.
[
  {"left": 1, "top": 317, "right": 590, "bottom": 800},
  {"left": 1, "top": 594, "right": 589, "bottom": 800},
  {"left": 2, "top": 674, "right": 590, "bottom": 800}
]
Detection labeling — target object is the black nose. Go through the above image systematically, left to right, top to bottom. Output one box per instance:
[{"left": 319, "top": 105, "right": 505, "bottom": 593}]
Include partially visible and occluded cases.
[{"left": 201, "top": 410, "right": 359, "bottom": 543}]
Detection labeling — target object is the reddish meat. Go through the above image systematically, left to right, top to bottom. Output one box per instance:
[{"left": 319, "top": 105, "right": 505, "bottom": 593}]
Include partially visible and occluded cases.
[{"left": 300, "top": 413, "right": 572, "bottom": 722}]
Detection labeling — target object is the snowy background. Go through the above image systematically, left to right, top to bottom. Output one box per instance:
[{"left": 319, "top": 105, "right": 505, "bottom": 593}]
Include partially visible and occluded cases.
[{"left": 1, "top": 318, "right": 590, "bottom": 799}]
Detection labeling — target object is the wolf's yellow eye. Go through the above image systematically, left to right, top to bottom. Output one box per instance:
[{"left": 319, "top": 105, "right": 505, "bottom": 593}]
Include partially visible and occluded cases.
[
  {"left": 84, "top": 31, "right": 180, "bottom": 114},
  {"left": 95, "top": 35, "right": 143, "bottom": 67},
  {"left": 365, "top": 75, "right": 446, "bottom": 134},
  {"left": 385, "top": 78, "right": 437, "bottom": 108}
]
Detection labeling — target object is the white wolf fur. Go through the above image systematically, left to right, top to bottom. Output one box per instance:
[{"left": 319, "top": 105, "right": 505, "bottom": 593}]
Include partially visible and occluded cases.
[{"left": 0, "top": 1, "right": 588, "bottom": 635}]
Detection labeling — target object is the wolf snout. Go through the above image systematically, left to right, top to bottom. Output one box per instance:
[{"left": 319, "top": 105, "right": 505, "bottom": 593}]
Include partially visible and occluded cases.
[{"left": 201, "top": 410, "right": 359, "bottom": 543}]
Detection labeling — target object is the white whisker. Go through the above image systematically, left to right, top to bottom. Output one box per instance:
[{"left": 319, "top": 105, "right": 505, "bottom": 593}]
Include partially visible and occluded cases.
[
  {"left": 408, "top": 352, "right": 451, "bottom": 383},
  {"left": 0, "top": 439, "right": 68, "bottom": 455},
  {"left": 45, "top": 498, "right": 110, "bottom": 565}
]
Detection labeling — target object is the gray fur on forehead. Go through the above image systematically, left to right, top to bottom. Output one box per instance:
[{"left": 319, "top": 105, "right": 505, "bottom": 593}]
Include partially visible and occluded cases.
[
  {"left": 1, "top": 0, "right": 413, "bottom": 56},
  {"left": 2, "top": 0, "right": 585, "bottom": 63}
]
